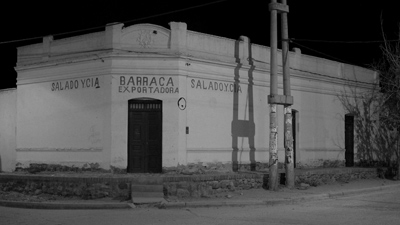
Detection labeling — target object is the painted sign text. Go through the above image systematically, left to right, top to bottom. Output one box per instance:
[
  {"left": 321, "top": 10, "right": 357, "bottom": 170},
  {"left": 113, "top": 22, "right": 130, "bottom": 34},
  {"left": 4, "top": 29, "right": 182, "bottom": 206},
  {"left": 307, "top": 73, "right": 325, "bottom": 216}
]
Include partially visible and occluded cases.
[
  {"left": 118, "top": 76, "right": 178, "bottom": 94},
  {"left": 51, "top": 77, "right": 100, "bottom": 91},
  {"left": 190, "top": 79, "right": 242, "bottom": 93}
]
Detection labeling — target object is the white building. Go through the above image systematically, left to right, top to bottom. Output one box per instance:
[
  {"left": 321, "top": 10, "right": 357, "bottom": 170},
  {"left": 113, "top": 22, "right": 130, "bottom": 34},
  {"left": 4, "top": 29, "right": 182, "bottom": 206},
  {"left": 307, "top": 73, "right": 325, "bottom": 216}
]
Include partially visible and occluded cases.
[{"left": 0, "top": 22, "right": 376, "bottom": 172}]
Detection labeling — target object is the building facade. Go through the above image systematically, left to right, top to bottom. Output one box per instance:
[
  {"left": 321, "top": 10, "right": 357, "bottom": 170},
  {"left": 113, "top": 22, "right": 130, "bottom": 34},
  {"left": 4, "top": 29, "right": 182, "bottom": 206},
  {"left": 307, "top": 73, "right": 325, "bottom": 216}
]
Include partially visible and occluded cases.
[{"left": 0, "top": 22, "right": 376, "bottom": 172}]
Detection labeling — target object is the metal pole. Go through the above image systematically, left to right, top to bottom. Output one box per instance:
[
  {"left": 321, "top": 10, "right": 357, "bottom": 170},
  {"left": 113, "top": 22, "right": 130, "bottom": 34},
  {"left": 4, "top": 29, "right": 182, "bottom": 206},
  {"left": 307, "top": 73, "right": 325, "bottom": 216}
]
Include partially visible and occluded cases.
[
  {"left": 269, "top": 0, "right": 279, "bottom": 191},
  {"left": 281, "top": 0, "right": 294, "bottom": 188}
]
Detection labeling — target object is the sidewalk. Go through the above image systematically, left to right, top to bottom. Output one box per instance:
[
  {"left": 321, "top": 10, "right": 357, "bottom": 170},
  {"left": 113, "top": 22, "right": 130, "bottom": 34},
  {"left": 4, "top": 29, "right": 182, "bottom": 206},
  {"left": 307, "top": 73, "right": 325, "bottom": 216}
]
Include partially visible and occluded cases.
[
  {"left": 1, "top": 178, "right": 399, "bottom": 209},
  {"left": 165, "top": 178, "right": 400, "bottom": 208}
]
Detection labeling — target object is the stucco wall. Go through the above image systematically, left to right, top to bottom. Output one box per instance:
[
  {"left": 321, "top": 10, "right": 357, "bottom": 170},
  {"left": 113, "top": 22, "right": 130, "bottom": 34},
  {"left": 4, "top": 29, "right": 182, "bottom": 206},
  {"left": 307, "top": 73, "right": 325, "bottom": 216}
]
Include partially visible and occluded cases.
[
  {"left": 13, "top": 22, "right": 376, "bottom": 170},
  {"left": 16, "top": 59, "right": 111, "bottom": 168},
  {"left": 184, "top": 59, "right": 348, "bottom": 166},
  {"left": 185, "top": 61, "right": 269, "bottom": 165},
  {"left": 110, "top": 71, "right": 181, "bottom": 168},
  {"left": 292, "top": 83, "right": 346, "bottom": 167},
  {"left": 0, "top": 89, "right": 17, "bottom": 172}
]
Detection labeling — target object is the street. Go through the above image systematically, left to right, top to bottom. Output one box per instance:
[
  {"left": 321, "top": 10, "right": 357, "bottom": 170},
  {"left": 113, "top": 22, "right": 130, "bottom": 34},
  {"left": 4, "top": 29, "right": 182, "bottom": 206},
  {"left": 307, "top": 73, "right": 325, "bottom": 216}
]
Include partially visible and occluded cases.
[{"left": 1, "top": 188, "right": 399, "bottom": 225}]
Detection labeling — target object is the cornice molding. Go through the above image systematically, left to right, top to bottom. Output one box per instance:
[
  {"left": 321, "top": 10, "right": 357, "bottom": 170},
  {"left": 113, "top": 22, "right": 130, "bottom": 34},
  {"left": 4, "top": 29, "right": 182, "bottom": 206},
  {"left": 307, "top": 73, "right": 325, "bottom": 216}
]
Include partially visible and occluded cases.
[{"left": 16, "top": 147, "right": 103, "bottom": 152}]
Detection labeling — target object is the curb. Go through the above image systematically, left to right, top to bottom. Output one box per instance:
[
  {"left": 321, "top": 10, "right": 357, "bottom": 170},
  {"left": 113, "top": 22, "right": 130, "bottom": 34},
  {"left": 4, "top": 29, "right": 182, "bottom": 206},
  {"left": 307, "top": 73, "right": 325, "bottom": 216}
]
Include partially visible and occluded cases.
[
  {"left": 1, "top": 183, "right": 399, "bottom": 210},
  {"left": 163, "top": 183, "right": 400, "bottom": 209},
  {"left": 327, "top": 183, "right": 400, "bottom": 198},
  {"left": 164, "top": 197, "right": 321, "bottom": 209},
  {"left": 0, "top": 200, "right": 132, "bottom": 210}
]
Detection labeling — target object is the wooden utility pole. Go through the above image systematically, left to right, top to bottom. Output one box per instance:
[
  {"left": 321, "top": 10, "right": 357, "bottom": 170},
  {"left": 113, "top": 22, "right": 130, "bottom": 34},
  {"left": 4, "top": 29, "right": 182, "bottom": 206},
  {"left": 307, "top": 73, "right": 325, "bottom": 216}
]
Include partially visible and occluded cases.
[{"left": 268, "top": 0, "right": 293, "bottom": 191}]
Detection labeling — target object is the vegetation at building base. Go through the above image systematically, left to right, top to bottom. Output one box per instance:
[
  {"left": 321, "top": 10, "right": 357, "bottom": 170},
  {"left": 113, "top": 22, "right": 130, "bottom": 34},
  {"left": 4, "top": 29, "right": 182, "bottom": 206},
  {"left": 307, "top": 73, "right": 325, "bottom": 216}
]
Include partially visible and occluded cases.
[
  {"left": 337, "top": 27, "right": 400, "bottom": 180},
  {"left": 373, "top": 31, "right": 400, "bottom": 179},
  {"left": 13, "top": 160, "right": 346, "bottom": 177},
  {"left": 14, "top": 163, "right": 110, "bottom": 174},
  {"left": 0, "top": 168, "right": 379, "bottom": 201}
]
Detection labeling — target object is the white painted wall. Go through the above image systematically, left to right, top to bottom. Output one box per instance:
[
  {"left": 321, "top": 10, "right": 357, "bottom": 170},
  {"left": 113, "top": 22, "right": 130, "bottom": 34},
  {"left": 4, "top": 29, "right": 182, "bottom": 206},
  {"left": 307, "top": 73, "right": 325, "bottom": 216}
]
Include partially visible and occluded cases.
[
  {"left": 12, "top": 22, "right": 376, "bottom": 170},
  {"left": 184, "top": 60, "right": 347, "bottom": 166},
  {"left": 185, "top": 63, "right": 270, "bottom": 165},
  {"left": 16, "top": 70, "right": 110, "bottom": 168},
  {"left": 110, "top": 70, "right": 181, "bottom": 168},
  {"left": 291, "top": 86, "right": 346, "bottom": 166},
  {"left": 0, "top": 89, "right": 17, "bottom": 171}
]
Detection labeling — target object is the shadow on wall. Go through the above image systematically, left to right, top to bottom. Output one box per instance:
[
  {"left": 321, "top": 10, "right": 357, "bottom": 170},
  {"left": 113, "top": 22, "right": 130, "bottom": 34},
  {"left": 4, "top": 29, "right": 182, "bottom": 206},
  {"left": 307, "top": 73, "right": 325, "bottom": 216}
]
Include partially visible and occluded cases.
[{"left": 232, "top": 37, "right": 256, "bottom": 172}]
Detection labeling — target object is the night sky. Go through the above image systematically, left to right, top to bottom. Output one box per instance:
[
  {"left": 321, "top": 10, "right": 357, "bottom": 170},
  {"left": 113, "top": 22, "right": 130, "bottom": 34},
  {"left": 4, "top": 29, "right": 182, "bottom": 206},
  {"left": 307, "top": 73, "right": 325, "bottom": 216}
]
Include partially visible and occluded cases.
[{"left": 1, "top": 0, "right": 399, "bottom": 90}]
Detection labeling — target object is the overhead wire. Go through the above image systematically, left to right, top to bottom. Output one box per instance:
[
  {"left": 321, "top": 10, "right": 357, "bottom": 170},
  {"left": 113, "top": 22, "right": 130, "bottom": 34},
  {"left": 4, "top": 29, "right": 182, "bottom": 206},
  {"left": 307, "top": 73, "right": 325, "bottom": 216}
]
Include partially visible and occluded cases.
[
  {"left": 0, "top": 0, "right": 228, "bottom": 45},
  {"left": 3, "top": 0, "right": 381, "bottom": 86},
  {"left": 288, "top": 37, "right": 400, "bottom": 66},
  {"left": 290, "top": 38, "right": 399, "bottom": 44},
  {"left": 289, "top": 39, "right": 358, "bottom": 65},
  {"left": 15, "top": 40, "right": 376, "bottom": 86}
]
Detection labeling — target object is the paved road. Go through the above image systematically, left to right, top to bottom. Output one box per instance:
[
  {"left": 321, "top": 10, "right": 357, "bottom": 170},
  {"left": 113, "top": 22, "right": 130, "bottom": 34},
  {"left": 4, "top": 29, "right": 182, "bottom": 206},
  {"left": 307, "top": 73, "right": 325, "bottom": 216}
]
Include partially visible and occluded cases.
[{"left": 1, "top": 188, "right": 399, "bottom": 225}]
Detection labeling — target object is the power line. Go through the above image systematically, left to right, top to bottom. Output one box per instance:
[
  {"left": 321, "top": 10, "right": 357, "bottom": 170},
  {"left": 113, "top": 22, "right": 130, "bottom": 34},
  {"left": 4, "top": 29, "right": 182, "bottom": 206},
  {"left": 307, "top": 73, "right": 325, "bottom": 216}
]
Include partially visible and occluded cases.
[
  {"left": 0, "top": 0, "right": 228, "bottom": 45},
  {"left": 290, "top": 38, "right": 399, "bottom": 44},
  {"left": 290, "top": 39, "right": 358, "bottom": 65},
  {"left": 291, "top": 67, "right": 376, "bottom": 86}
]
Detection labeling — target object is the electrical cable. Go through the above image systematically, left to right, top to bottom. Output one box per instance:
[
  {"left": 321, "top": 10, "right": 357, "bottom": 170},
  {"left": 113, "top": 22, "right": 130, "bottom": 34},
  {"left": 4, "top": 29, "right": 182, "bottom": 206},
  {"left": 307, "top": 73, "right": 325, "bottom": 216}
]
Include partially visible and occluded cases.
[
  {"left": 0, "top": 0, "right": 228, "bottom": 45},
  {"left": 290, "top": 38, "right": 399, "bottom": 44},
  {"left": 289, "top": 39, "right": 361, "bottom": 66},
  {"left": 16, "top": 45, "right": 376, "bottom": 86}
]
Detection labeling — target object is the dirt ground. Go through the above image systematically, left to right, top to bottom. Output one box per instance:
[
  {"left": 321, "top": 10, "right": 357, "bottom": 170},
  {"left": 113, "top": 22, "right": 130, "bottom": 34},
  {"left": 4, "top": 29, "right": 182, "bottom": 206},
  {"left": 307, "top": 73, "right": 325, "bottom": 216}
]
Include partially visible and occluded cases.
[{"left": 0, "top": 190, "right": 84, "bottom": 202}]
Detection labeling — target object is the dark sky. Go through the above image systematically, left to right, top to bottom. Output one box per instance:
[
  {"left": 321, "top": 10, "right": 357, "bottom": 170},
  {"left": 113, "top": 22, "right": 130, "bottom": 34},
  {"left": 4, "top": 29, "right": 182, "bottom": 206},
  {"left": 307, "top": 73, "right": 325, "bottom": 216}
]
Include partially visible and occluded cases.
[{"left": 1, "top": 0, "right": 399, "bottom": 89}]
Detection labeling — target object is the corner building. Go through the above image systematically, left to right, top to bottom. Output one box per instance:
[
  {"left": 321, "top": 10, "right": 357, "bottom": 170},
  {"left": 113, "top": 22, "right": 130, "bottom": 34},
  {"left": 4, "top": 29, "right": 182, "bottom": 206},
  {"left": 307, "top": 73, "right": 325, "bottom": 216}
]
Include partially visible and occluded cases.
[{"left": 13, "top": 22, "right": 376, "bottom": 172}]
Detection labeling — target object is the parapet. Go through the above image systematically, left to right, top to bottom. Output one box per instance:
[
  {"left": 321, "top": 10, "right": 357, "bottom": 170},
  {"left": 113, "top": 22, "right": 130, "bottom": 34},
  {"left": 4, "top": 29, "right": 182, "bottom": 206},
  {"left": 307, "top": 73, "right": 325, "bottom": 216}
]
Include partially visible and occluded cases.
[{"left": 15, "top": 22, "right": 376, "bottom": 85}]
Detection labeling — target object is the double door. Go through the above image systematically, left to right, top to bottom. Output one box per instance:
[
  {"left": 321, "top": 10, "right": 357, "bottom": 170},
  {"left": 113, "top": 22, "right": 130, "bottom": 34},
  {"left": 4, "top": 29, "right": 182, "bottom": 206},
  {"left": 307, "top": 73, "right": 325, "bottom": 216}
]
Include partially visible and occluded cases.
[{"left": 127, "top": 100, "right": 162, "bottom": 173}]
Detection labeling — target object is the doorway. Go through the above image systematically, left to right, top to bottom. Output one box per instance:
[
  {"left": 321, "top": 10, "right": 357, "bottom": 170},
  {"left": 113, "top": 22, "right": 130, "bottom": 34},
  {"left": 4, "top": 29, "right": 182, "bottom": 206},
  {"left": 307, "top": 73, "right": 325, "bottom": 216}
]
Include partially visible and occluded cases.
[
  {"left": 127, "top": 99, "right": 162, "bottom": 173},
  {"left": 292, "top": 109, "right": 298, "bottom": 168},
  {"left": 345, "top": 114, "right": 354, "bottom": 167}
]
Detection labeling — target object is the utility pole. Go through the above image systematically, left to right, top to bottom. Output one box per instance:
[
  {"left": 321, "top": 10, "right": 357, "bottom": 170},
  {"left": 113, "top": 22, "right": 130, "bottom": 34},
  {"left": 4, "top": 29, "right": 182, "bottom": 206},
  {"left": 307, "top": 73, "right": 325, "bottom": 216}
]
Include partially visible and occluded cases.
[
  {"left": 268, "top": 0, "right": 293, "bottom": 191},
  {"left": 268, "top": 0, "right": 279, "bottom": 191},
  {"left": 281, "top": 0, "right": 294, "bottom": 189}
]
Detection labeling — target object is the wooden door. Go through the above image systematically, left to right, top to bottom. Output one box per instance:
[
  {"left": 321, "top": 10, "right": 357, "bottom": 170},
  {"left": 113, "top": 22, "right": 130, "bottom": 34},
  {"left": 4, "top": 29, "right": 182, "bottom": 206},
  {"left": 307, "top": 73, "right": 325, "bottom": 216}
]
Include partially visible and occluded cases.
[
  {"left": 127, "top": 100, "right": 162, "bottom": 173},
  {"left": 345, "top": 114, "right": 354, "bottom": 167}
]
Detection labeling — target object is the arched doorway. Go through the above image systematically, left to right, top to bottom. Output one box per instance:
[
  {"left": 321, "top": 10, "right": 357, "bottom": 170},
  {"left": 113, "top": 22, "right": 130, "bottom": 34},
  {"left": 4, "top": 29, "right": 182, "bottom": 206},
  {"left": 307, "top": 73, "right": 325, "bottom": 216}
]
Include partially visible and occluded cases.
[{"left": 127, "top": 99, "right": 162, "bottom": 173}]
